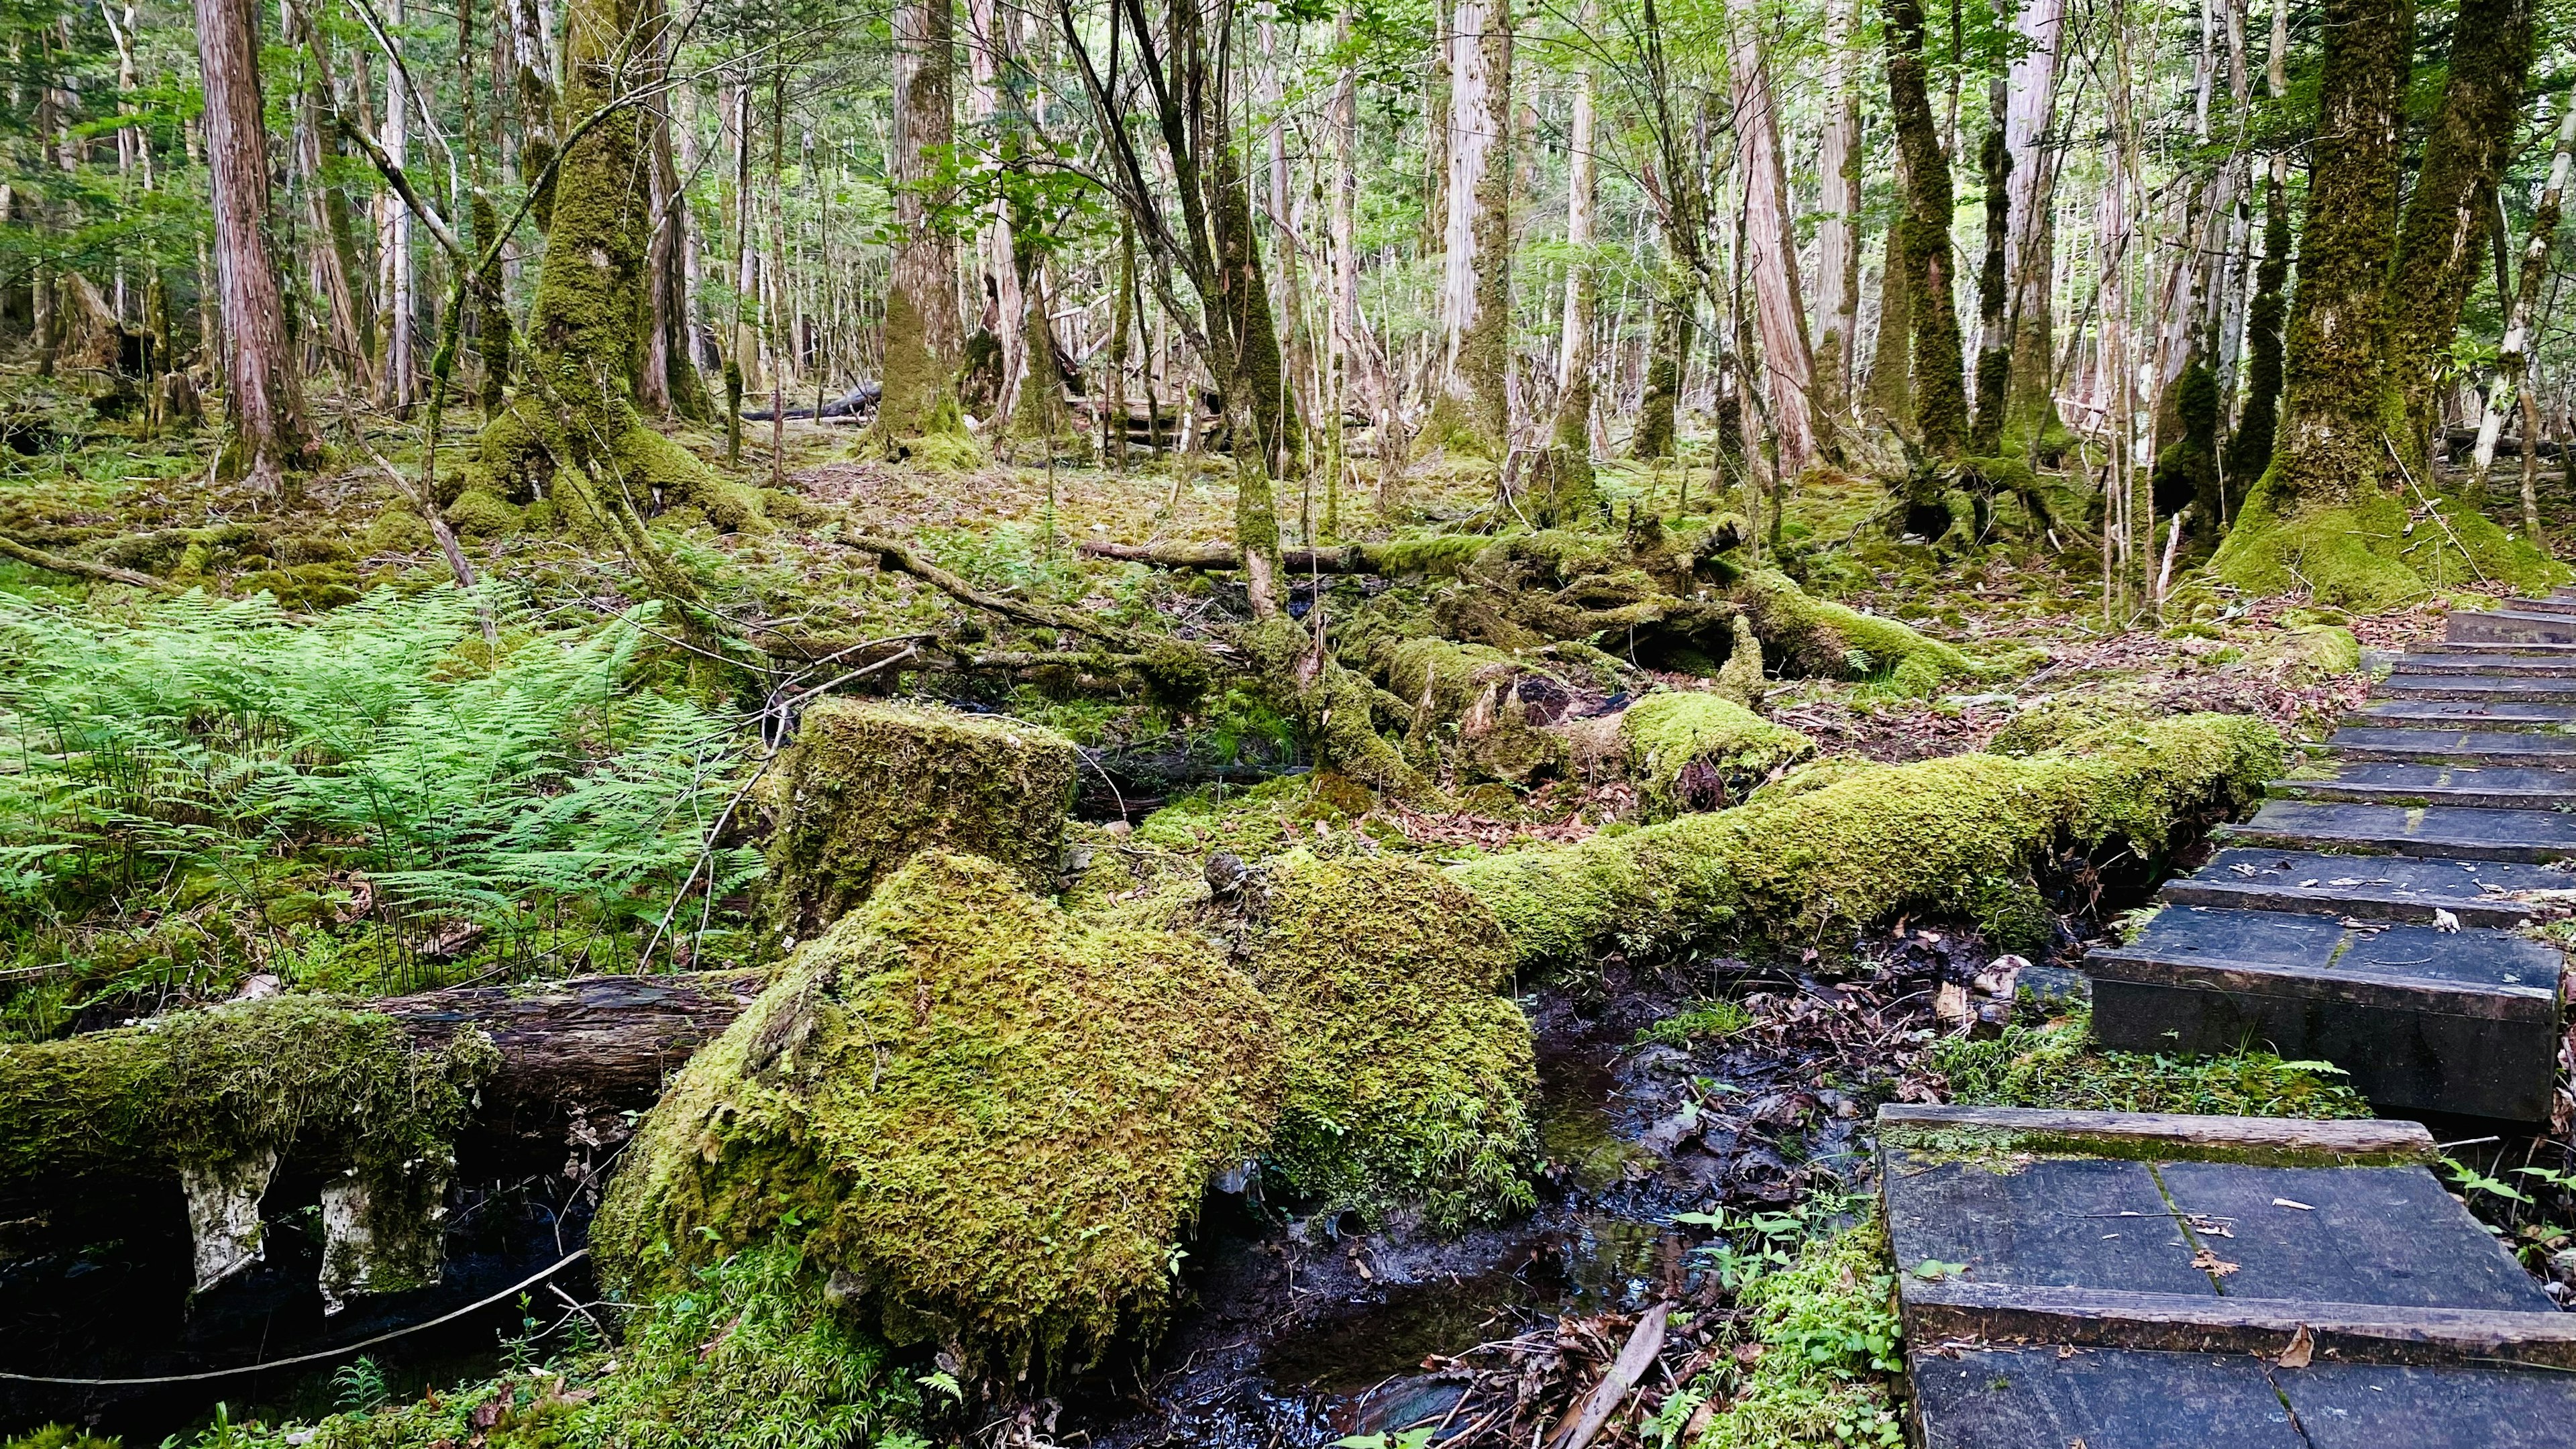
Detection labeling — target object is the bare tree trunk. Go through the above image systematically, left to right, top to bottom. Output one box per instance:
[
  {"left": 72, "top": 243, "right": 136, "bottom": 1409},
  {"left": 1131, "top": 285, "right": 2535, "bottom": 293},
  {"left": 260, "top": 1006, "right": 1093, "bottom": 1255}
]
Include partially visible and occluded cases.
[
  {"left": 194, "top": 0, "right": 315, "bottom": 490},
  {"left": 379, "top": 0, "right": 417, "bottom": 413},
  {"left": 877, "top": 0, "right": 966, "bottom": 444},
  {"left": 967, "top": 0, "right": 1026, "bottom": 431},
  {"left": 1426, "top": 0, "right": 1510, "bottom": 460},
  {"left": 1533, "top": 0, "right": 1601, "bottom": 523},
  {"left": 1724, "top": 0, "right": 1820, "bottom": 472},
  {"left": 1813, "top": 0, "right": 1862, "bottom": 419},
  {"left": 2000, "top": 0, "right": 2065, "bottom": 445},
  {"left": 289, "top": 4, "right": 367, "bottom": 388},
  {"left": 1329, "top": 20, "right": 1399, "bottom": 513},
  {"left": 2471, "top": 83, "right": 2576, "bottom": 495}
]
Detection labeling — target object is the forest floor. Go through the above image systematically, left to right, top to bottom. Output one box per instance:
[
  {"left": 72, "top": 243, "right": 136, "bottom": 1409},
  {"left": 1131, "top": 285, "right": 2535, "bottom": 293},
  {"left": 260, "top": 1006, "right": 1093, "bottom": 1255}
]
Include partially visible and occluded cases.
[{"left": 2, "top": 390, "right": 2573, "bottom": 1448}]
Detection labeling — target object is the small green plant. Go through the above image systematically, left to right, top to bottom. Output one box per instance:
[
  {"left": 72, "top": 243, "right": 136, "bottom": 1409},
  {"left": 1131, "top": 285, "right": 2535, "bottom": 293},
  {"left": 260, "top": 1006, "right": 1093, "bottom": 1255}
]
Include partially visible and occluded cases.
[
  {"left": 1637, "top": 999, "right": 1754, "bottom": 1047},
  {"left": 1932, "top": 1002, "right": 2371, "bottom": 1119},
  {"left": 329, "top": 1356, "right": 390, "bottom": 1414},
  {"left": 1334, "top": 1431, "right": 1436, "bottom": 1449}
]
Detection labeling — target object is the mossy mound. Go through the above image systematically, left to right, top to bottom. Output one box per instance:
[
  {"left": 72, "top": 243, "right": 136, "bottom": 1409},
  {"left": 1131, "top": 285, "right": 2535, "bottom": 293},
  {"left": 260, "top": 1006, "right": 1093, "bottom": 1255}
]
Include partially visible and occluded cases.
[
  {"left": 2208, "top": 486, "right": 2569, "bottom": 609},
  {"left": 1733, "top": 568, "right": 1988, "bottom": 696},
  {"left": 2243, "top": 623, "right": 2363, "bottom": 682},
  {"left": 1617, "top": 692, "right": 1817, "bottom": 816},
  {"left": 763, "top": 700, "right": 1077, "bottom": 946},
  {"left": 1452, "top": 713, "right": 2283, "bottom": 970},
  {"left": 1744, "top": 753, "right": 1883, "bottom": 806},
  {"left": 593, "top": 852, "right": 1282, "bottom": 1375},
  {"left": 1241, "top": 852, "right": 1539, "bottom": 1230},
  {"left": 1933, "top": 1001, "right": 2373, "bottom": 1118}
]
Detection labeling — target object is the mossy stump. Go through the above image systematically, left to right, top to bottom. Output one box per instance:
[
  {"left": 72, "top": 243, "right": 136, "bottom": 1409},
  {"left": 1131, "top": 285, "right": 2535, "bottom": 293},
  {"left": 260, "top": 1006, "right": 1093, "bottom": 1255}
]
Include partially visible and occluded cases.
[
  {"left": 1615, "top": 692, "right": 1817, "bottom": 817},
  {"left": 763, "top": 700, "right": 1078, "bottom": 947},
  {"left": 593, "top": 852, "right": 1282, "bottom": 1377}
]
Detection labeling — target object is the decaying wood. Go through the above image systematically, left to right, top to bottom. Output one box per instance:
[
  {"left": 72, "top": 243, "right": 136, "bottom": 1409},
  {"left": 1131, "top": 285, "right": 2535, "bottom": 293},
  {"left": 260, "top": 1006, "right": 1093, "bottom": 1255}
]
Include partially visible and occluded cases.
[
  {"left": 0, "top": 533, "right": 182, "bottom": 592},
  {"left": 381, "top": 968, "right": 765, "bottom": 1124},
  {"left": 1878, "top": 1104, "right": 2437, "bottom": 1165},
  {"left": 1905, "top": 1280, "right": 2576, "bottom": 1371},
  {"left": 1545, "top": 1301, "right": 1668, "bottom": 1449}
]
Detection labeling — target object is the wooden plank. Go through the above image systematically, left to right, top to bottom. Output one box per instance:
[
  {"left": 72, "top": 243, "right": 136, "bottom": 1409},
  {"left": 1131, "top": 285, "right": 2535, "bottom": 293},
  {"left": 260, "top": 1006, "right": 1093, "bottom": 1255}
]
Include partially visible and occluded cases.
[
  {"left": 1876, "top": 1106, "right": 2437, "bottom": 1167},
  {"left": 1884, "top": 1152, "right": 2218, "bottom": 1297},
  {"left": 2155, "top": 1161, "right": 2558, "bottom": 1311},
  {"left": 1903, "top": 1281, "right": 2576, "bottom": 1371},
  {"left": 1909, "top": 1346, "right": 2306, "bottom": 1449},
  {"left": 2279, "top": 1360, "right": 2576, "bottom": 1448}
]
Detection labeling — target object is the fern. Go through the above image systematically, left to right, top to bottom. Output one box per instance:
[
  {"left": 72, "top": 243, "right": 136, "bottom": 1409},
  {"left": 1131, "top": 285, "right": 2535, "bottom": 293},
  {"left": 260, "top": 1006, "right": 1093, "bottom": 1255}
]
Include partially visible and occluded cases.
[{"left": 0, "top": 585, "right": 762, "bottom": 1029}]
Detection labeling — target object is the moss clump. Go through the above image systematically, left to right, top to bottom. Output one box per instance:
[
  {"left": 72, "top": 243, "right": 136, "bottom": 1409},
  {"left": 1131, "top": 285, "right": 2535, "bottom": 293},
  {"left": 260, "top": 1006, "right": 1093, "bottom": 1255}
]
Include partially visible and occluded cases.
[
  {"left": 2208, "top": 484, "right": 2569, "bottom": 609},
  {"left": 444, "top": 488, "right": 522, "bottom": 538},
  {"left": 361, "top": 505, "right": 433, "bottom": 555},
  {"left": 1733, "top": 569, "right": 1987, "bottom": 696},
  {"left": 2245, "top": 623, "right": 2363, "bottom": 682},
  {"left": 1618, "top": 692, "right": 1817, "bottom": 818},
  {"left": 762, "top": 700, "right": 1077, "bottom": 946},
  {"left": 1452, "top": 713, "right": 2283, "bottom": 971},
  {"left": 1743, "top": 754, "right": 1883, "bottom": 806},
  {"left": 593, "top": 852, "right": 1281, "bottom": 1375},
  {"left": 1240, "top": 852, "right": 1539, "bottom": 1231},
  {"left": 1932, "top": 1000, "right": 2372, "bottom": 1119},
  {"left": 4, "top": 1428, "right": 121, "bottom": 1449}
]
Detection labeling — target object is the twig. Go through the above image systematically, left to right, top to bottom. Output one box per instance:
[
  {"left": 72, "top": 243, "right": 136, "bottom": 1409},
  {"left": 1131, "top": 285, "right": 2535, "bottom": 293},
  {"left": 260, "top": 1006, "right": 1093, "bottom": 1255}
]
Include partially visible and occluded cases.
[{"left": 0, "top": 533, "right": 180, "bottom": 592}]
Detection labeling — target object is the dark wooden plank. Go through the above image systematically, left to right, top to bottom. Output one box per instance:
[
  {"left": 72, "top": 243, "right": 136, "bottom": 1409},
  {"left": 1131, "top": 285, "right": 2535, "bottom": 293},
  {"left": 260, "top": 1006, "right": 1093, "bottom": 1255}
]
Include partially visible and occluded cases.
[
  {"left": 2448, "top": 609, "right": 2576, "bottom": 645},
  {"left": 2389, "top": 649, "right": 2576, "bottom": 677},
  {"left": 2381, "top": 673, "right": 2576, "bottom": 700},
  {"left": 2351, "top": 700, "right": 2576, "bottom": 731},
  {"left": 2324, "top": 727, "right": 2576, "bottom": 767},
  {"left": 2265, "top": 763, "right": 2576, "bottom": 811},
  {"left": 2227, "top": 798, "right": 2576, "bottom": 859},
  {"left": 2159, "top": 847, "right": 2540, "bottom": 926},
  {"left": 2084, "top": 909, "right": 2561, "bottom": 1020},
  {"left": 1876, "top": 1106, "right": 2436, "bottom": 1166},
  {"left": 1884, "top": 1152, "right": 2219, "bottom": 1296},
  {"left": 2154, "top": 1161, "right": 2559, "bottom": 1312},
  {"left": 1902, "top": 1282, "right": 2576, "bottom": 1371},
  {"left": 1909, "top": 1347, "right": 2306, "bottom": 1449},
  {"left": 2279, "top": 1360, "right": 2576, "bottom": 1448}
]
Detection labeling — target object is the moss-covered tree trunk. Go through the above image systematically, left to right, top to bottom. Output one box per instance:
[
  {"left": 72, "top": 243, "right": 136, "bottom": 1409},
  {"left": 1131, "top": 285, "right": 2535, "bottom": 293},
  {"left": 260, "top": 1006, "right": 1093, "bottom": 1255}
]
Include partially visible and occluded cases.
[
  {"left": 874, "top": 0, "right": 969, "bottom": 451},
  {"left": 1421, "top": 0, "right": 1511, "bottom": 465},
  {"left": 1884, "top": 0, "right": 1967, "bottom": 462},
  {"left": 2262, "top": 0, "right": 2411, "bottom": 509},
  {"left": 2383, "top": 0, "right": 2536, "bottom": 472},
  {"left": 1968, "top": 120, "right": 2012, "bottom": 457},
  {"left": 1210, "top": 133, "right": 1300, "bottom": 477},
  {"left": 2221, "top": 169, "right": 2290, "bottom": 489},
  {"left": 1862, "top": 217, "right": 1913, "bottom": 429},
  {"left": 1634, "top": 262, "right": 1690, "bottom": 460}
]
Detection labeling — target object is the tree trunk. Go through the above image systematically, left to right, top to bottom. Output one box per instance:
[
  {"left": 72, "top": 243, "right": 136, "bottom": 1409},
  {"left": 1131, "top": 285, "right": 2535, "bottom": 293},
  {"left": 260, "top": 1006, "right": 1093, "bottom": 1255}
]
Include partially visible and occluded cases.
[
  {"left": 193, "top": 0, "right": 316, "bottom": 490},
  {"left": 380, "top": 0, "right": 418, "bottom": 413},
  {"left": 877, "top": 0, "right": 967, "bottom": 445},
  {"left": 966, "top": 0, "right": 1026, "bottom": 431},
  {"left": 1425, "top": 0, "right": 1510, "bottom": 462},
  {"left": 1725, "top": 0, "right": 1821, "bottom": 473},
  {"left": 1813, "top": 0, "right": 1862, "bottom": 419},
  {"left": 1884, "top": 0, "right": 1967, "bottom": 458},
  {"left": 2000, "top": 0, "right": 2065, "bottom": 446},
  {"left": 2263, "top": 0, "right": 2412, "bottom": 508},
  {"left": 2384, "top": 0, "right": 2536, "bottom": 470},
  {"left": 1534, "top": 1, "right": 1600, "bottom": 525},
  {"left": 288, "top": 4, "right": 368, "bottom": 390},
  {"left": 2471, "top": 85, "right": 2576, "bottom": 496},
  {"left": 1968, "top": 110, "right": 2011, "bottom": 456},
  {"left": 2222, "top": 169, "right": 2292, "bottom": 486},
  {"left": 1862, "top": 207, "right": 1913, "bottom": 429},
  {"left": 1634, "top": 262, "right": 1690, "bottom": 460},
  {"left": 382, "top": 971, "right": 766, "bottom": 1124}
]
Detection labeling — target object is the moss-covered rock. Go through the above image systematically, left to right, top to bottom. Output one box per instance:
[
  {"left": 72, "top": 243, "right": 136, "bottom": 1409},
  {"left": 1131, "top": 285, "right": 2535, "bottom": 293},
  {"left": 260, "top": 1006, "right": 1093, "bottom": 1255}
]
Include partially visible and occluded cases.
[
  {"left": 444, "top": 488, "right": 522, "bottom": 538},
  {"left": 1733, "top": 569, "right": 1989, "bottom": 695},
  {"left": 2244, "top": 623, "right": 2363, "bottom": 682},
  {"left": 1617, "top": 692, "right": 1817, "bottom": 818},
  {"left": 762, "top": 700, "right": 1077, "bottom": 946},
  {"left": 1451, "top": 712, "right": 2283, "bottom": 970},
  {"left": 592, "top": 852, "right": 1281, "bottom": 1375},
  {"left": 1239, "top": 852, "right": 1538, "bottom": 1230}
]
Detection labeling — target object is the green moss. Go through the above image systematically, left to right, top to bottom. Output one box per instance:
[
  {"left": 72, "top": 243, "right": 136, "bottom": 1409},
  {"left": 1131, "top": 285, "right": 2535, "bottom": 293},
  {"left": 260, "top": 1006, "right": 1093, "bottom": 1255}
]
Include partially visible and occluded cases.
[
  {"left": 1409, "top": 391, "right": 1503, "bottom": 464},
  {"left": 2212, "top": 477, "right": 2570, "bottom": 608},
  {"left": 444, "top": 488, "right": 522, "bottom": 538},
  {"left": 361, "top": 506, "right": 433, "bottom": 554},
  {"left": 239, "top": 561, "right": 361, "bottom": 611},
  {"left": 1733, "top": 569, "right": 1987, "bottom": 696},
  {"left": 1713, "top": 613, "right": 1766, "bottom": 706},
  {"left": 2245, "top": 623, "right": 2363, "bottom": 682},
  {"left": 1618, "top": 692, "right": 1817, "bottom": 818},
  {"left": 761, "top": 700, "right": 1077, "bottom": 946},
  {"left": 1452, "top": 713, "right": 2282, "bottom": 971},
  {"left": 1743, "top": 754, "right": 1883, "bottom": 806},
  {"left": 593, "top": 852, "right": 1281, "bottom": 1375},
  {"left": 1242, "top": 852, "right": 1538, "bottom": 1230},
  {"left": 1930, "top": 1000, "right": 2373, "bottom": 1120},
  {"left": 5, "top": 1427, "right": 121, "bottom": 1449}
]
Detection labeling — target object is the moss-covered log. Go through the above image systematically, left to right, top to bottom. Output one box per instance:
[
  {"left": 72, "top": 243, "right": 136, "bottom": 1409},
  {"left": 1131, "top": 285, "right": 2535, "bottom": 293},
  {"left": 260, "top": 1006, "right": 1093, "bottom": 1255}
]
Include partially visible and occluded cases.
[
  {"left": 1731, "top": 568, "right": 1992, "bottom": 694},
  {"left": 1605, "top": 690, "right": 1816, "bottom": 817},
  {"left": 760, "top": 699, "right": 1079, "bottom": 945},
  {"left": 1451, "top": 712, "right": 2283, "bottom": 970},
  {"left": 592, "top": 852, "right": 1283, "bottom": 1375}
]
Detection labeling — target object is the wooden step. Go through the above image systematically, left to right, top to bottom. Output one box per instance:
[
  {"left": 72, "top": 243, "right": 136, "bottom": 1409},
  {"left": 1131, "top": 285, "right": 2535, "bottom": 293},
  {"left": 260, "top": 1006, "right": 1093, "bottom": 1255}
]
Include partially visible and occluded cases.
[
  {"left": 2447, "top": 609, "right": 2576, "bottom": 646},
  {"left": 2384, "top": 646, "right": 2576, "bottom": 676},
  {"left": 2379, "top": 672, "right": 2576, "bottom": 700},
  {"left": 2349, "top": 699, "right": 2576, "bottom": 732},
  {"left": 2326, "top": 725, "right": 2576, "bottom": 766},
  {"left": 2268, "top": 762, "right": 2576, "bottom": 810},
  {"left": 2226, "top": 798, "right": 2576, "bottom": 861},
  {"left": 2160, "top": 846, "right": 2545, "bottom": 927},
  {"left": 2085, "top": 906, "right": 2562, "bottom": 1120},
  {"left": 1882, "top": 1108, "right": 2576, "bottom": 1448}
]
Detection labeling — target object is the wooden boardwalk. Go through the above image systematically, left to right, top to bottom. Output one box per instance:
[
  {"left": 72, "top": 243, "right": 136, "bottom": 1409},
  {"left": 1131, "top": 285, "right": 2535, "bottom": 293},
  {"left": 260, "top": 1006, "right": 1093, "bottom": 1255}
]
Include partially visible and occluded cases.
[
  {"left": 2086, "top": 593, "right": 2576, "bottom": 1121},
  {"left": 1882, "top": 1106, "right": 2576, "bottom": 1448}
]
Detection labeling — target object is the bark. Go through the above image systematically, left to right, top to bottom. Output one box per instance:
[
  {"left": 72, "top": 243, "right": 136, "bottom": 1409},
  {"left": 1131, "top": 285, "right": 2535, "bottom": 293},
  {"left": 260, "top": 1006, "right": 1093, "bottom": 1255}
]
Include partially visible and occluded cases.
[
  {"left": 194, "top": 0, "right": 317, "bottom": 490},
  {"left": 378, "top": 0, "right": 419, "bottom": 413},
  {"left": 877, "top": 0, "right": 967, "bottom": 443},
  {"left": 967, "top": 0, "right": 1027, "bottom": 429},
  {"left": 1427, "top": 0, "right": 1510, "bottom": 460},
  {"left": 1725, "top": 0, "right": 1821, "bottom": 472},
  {"left": 1813, "top": 0, "right": 1862, "bottom": 417},
  {"left": 1884, "top": 0, "right": 1967, "bottom": 457},
  {"left": 2000, "top": 0, "right": 2065, "bottom": 445},
  {"left": 2265, "top": 0, "right": 2412, "bottom": 508},
  {"left": 2384, "top": 0, "right": 2537, "bottom": 470},
  {"left": 288, "top": 4, "right": 367, "bottom": 388},
  {"left": 1534, "top": 11, "right": 1601, "bottom": 526},
  {"left": 1328, "top": 22, "right": 1397, "bottom": 511},
  {"left": 2470, "top": 87, "right": 2576, "bottom": 496},
  {"left": 1968, "top": 119, "right": 2011, "bottom": 455},
  {"left": 1862, "top": 213, "right": 1913, "bottom": 429},
  {"left": 1634, "top": 264, "right": 1690, "bottom": 460},
  {"left": 383, "top": 971, "right": 765, "bottom": 1125}
]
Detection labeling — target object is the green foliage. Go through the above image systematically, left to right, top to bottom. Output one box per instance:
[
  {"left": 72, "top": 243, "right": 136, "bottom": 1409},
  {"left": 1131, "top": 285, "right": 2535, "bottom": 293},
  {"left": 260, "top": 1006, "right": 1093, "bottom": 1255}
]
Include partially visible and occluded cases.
[
  {"left": 2210, "top": 483, "right": 2569, "bottom": 608},
  {"left": 0, "top": 587, "right": 761, "bottom": 1023},
  {"left": 594, "top": 851, "right": 1282, "bottom": 1377},
  {"left": 1637, "top": 999, "right": 1754, "bottom": 1048},
  {"left": 1931, "top": 1002, "right": 2373, "bottom": 1118},
  {"left": 1669, "top": 1216, "right": 1905, "bottom": 1449},
  {"left": 3, "top": 1425, "right": 121, "bottom": 1449}
]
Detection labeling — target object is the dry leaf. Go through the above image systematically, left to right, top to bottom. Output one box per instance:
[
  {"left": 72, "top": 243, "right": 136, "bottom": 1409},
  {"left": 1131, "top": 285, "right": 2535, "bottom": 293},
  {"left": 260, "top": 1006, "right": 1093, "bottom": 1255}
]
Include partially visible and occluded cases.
[
  {"left": 2191, "top": 1247, "right": 2240, "bottom": 1276},
  {"left": 2277, "top": 1324, "right": 2314, "bottom": 1369}
]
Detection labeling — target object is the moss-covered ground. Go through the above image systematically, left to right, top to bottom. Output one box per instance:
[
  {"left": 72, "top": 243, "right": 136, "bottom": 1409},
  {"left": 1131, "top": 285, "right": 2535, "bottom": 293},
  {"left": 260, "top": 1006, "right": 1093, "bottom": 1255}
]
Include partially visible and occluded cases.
[{"left": 10, "top": 385, "right": 2576, "bottom": 1449}]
